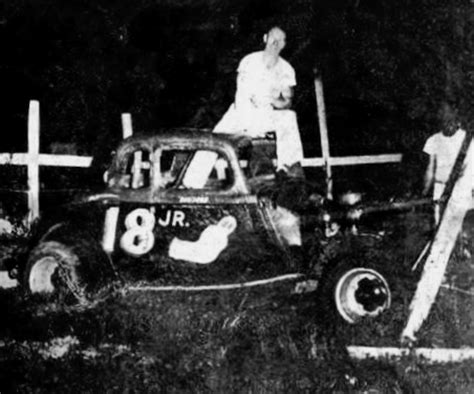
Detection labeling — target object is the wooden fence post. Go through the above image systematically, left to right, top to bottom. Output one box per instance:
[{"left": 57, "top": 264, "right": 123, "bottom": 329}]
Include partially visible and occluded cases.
[
  {"left": 314, "top": 69, "right": 333, "bottom": 200},
  {"left": 27, "top": 100, "right": 40, "bottom": 227},
  {"left": 121, "top": 113, "right": 142, "bottom": 188},
  {"left": 121, "top": 113, "right": 133, "bottom": 139}
]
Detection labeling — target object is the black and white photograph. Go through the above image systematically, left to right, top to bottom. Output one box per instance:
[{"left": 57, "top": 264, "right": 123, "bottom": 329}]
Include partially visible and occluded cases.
[{"left": 1, "top": 0, "right": 474, "bottom": 392}]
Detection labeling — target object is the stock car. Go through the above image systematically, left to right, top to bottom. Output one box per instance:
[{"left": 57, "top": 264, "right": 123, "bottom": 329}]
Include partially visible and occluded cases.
[{"left": 13, "top": 130, "right": 392, "bottom": 325}]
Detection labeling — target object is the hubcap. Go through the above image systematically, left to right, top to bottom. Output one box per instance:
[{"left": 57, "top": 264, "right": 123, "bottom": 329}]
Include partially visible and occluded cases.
[{"left": 335, "top": 268, "right": 391, "bottom": 324}]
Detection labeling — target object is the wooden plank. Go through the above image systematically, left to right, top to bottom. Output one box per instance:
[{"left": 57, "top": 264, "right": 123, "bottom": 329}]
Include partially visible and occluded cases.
[
  {"left": 314, "top": 71, "right": 333, "bottom": 198},
  {"left": 27, "top": 100, "right": 40, "bottom": 226},
  {"left": 121, "top": 113, "right": 133, "bottom": 139},
  {"left": 401, "top": 144, "right": 473, "bottom": 343},
  {"left": 0, "top": 153, "right": 92, "bottom": 167},
  {"left": 0, "top": 153, "right": 402, "bottom": 168},
  {"left": 0, "top": 153, "right": 29, "bottom": 165},
  {"left": 302, "top": 153, "right": 403, "bottom": 167},
  {"left": 37, "top": 154, "right": 93, "bottom": 167},
  {"left": 330, "top": 154, "right": 403, "bottom": 166},
  {"left": 301, "top": 157, "right": 325, "bottom": 167},
  {"left": 348, "top": 346, "right": 474, "bottom": 363}
]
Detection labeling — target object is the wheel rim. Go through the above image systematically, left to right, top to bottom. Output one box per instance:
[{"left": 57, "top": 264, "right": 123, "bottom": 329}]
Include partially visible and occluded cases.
[
  {"left": 29, "top": 256, "right": 60, "bottom": 294},
  {"left": 335, "top": 268, "right": 391, "bottom": 324}
]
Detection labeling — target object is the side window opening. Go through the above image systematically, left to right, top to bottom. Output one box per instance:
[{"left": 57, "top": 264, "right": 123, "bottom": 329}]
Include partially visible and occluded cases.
[
  {"left": 120, "top": 148, "right": 152, "bottom": 189},
  {"left": 159, "top": 149, "right": 233, "bottom": 190},
  {"left": 159, "top": 150, "right": 192, "bottom": 188},
  {"left": 206, "top": 156, "right": 232, "bottom": 189}
]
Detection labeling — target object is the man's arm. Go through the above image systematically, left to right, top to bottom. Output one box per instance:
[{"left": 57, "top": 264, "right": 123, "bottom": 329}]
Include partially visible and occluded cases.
[{"left": 235, "top": 70, "right": 252, "bottom": 110}]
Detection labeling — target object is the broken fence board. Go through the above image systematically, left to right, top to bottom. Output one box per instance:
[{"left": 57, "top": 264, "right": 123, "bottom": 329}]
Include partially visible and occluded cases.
[
  {"left": 401, "top": 141, "right": 474, "bottom": 343},
  {"left": 348, "top": 346, "right": 474, "bottom": 363}
]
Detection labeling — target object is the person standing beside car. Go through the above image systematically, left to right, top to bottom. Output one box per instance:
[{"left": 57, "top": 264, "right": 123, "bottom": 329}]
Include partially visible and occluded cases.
[{"left": 422, "top": 102, "right": 474, "bottom": 224}]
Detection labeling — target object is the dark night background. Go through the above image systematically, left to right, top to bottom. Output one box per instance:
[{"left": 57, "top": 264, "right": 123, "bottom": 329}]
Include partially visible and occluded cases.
[
  {"left": 1, "top": 0, "right": 474, "bottom": 159},
  {"left": 2, "top": 3, "right": 474, "bottom": 391}
]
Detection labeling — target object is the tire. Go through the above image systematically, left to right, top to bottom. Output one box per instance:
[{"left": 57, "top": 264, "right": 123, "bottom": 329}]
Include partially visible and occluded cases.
[
  {"left": 24, "top": 241, "right": 100, "bottom": 305},
  {"left": 319, "top": 259, "right": 392, "bottom": 325}
]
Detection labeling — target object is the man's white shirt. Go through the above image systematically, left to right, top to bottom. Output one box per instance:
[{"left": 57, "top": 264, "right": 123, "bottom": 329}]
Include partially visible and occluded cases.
[
  {"left": 235, "top": 51, "right": 296, "bottom": 111},
  {"left": 423, "top": 128, "right": 474, "bottom": 204},
  {"left": 423, "top": 128, "right": 466, "bottom": 184}
]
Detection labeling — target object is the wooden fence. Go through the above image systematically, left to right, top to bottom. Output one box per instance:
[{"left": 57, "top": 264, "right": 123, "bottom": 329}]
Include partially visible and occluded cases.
[{"left": 0, "top": 99, "right": 402, "bottom": 227}]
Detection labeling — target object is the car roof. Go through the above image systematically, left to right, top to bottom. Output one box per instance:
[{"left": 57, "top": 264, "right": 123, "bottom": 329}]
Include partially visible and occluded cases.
[{"left": 115, "top": 128, "right": 252, "bottom": 153}]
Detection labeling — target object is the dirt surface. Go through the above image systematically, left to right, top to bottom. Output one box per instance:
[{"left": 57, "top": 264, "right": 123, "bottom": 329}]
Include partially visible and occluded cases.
[{"left": 0, "top": 209, "right": 473, "bottom": 392}]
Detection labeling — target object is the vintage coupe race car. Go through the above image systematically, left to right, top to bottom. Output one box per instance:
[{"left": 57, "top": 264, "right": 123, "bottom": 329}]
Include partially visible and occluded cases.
[{"left": 14, "top": 130, "right": 391, "bottom": 325}]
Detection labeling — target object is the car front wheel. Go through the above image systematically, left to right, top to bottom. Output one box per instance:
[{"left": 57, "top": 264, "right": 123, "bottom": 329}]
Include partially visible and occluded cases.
[{"left": 24, "top": 241, "right": 90, "bottom": 305}]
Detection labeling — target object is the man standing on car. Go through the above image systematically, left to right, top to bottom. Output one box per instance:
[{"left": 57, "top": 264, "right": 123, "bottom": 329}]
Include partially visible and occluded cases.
[
  {"left": 214, "top": 26, "right": 304, "bottom": 174},
  {"left": 214, "top": 26, "right": 307, "bottom": 264},
  {"left": 184, "top": 27, "right": 308, "bottom": 266}
]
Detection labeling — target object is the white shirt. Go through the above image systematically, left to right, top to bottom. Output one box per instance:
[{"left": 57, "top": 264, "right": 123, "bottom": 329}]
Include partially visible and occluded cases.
[
  {"left": 212, "top": 50, "right": 303, "bottom": 170},
  {"left": 235, "top": 51, "right": 296, "bottom": 112},
  {"left": 423, "top": 128, "right": 466, "bottom": 184},
  {"left": 424, "top": 129, "right": 474, "bottom": 205}
]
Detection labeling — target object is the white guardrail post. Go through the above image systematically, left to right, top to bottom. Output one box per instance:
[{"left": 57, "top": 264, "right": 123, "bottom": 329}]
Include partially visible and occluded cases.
[
  {"left": 314, "top": 69, "right": 333, "bottom": 200},
  {"left": 27, "top": 100, "right": 40, "bottom": 227}
]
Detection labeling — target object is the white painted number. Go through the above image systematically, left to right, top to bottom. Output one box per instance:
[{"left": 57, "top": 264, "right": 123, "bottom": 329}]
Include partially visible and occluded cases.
[{"left": 120, "top": 208, "right": 156, "bottom": 256}]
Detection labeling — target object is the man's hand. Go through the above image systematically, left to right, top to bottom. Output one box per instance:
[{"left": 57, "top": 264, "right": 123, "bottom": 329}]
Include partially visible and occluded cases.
[
  {"left": 272, "top": 86, "right": 293, "bottom": 110},
  {"left": 272, "top": 95, "right": 291, "bottom": 109}
]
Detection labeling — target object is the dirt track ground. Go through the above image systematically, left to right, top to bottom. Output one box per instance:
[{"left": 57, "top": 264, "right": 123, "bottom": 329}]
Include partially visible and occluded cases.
[{"left": 0, "top": 208, "right": 474, "bottom": 392}]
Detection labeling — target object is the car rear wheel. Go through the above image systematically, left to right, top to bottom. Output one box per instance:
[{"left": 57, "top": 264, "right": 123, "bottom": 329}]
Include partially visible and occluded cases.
[
  {"left": 24, "top": 241, "right": 91, "bottom": 305},
  {"left": 319, "top": 259, "right": 391, "bottom": 325},
  {"left": 334, "top": 266, "right": 391, "bottom": 324}
]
